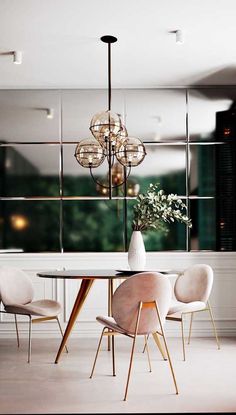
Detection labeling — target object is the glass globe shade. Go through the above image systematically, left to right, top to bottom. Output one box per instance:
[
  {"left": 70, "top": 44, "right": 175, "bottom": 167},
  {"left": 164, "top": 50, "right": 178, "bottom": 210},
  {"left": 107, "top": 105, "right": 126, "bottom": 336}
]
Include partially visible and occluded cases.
[
  {"left": 90, "top": 110, "right": 122, "bottom": 146},
  {"left": 116, "top": 137, "right": 146, "bottom": 167},
  {"left": 74, "top": 138, "right": 105, "bottom": 168},
  {"left": 111, "top": 161, "right": 124, "bottom": 186},
  {"left": 126, "top": 180, "right": 140, "bottom": 197}
]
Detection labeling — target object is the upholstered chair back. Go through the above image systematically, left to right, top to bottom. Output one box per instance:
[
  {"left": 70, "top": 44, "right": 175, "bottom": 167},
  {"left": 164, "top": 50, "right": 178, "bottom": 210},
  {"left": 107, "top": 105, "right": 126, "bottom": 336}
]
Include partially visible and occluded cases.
[
  {"left": 174, "top": 264, "right": 213, "bottom": 304},
  {"left": 0, "top": 266, "right": 34, "bottom": 306},
  {"left": 112, "top": 272, "right": 172, "bottom": 335}
]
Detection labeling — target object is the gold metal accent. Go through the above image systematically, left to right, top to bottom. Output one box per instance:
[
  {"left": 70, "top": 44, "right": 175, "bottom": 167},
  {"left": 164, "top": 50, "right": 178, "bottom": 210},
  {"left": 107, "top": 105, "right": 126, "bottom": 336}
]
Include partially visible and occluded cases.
[
  {"left": 107, "top": 279, "right": 114, "bottom": 351},
  {"left": 90, "top": 300, "right": 179, "bottom": 401},
  {"left": 167, "top": 301, "right": 221, "bottom": 360},
  {"left": 207, "top": 301, "right": 220, "bottom": 349},
  {"left": 154, "top": 302, "right": 179, "bottom": 395},
  {"left": 123, "top": 303, "right": 142, "bottom": 401},
  {"left": 0, "top": 310, "right": 68, "bottom": 363},
  {"left": 188, "top": 313, "right": 194, "bottom": 344},
  {"left": 14, "top": 314, "right": 20, "bottom": 348},
  {"left": 28, "top": 315, "right": 32, "bottom": 363},
  {"left": 32, "top": 315, "right": 58, "bottom": 323},
  {"left": 32, "top": 315, "right": 68, "bottom": 356},
  {"left": 181, "top": 316, "right": 186, "bottom": 361},
  {"left": 56, "top": 317, "right": 69, "bottom": 353},
  {"left": 90, "top": 327, "right": 107, "bottom": 378},
  {"left": 111, "top": 329, "right": 116, "bottom": 376},
  {"left": 142, "top": 332, "right": 167, "bottom": 360},
  {"left": 152, "top": 332, "right": 167, "bottom": 360},
  {"left": 144, "top": 335, "right": 152, "bottom": 372}
]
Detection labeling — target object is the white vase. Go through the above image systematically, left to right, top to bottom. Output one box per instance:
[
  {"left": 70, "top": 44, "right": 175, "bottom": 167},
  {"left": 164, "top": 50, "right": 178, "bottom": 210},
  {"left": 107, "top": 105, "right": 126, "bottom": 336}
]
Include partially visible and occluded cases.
[{"left": 128, "top": 231, "right": 146, "bottom": 270}]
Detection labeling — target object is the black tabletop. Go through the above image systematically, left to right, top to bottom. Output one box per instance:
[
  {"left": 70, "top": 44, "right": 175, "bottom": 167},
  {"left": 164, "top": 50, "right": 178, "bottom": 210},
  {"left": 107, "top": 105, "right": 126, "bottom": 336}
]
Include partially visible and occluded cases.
[
  {"left": 37, "top": 269, "right": 178, "bottom": 280},
  {"left": 37, "top": 269, "right": 131, "bottom": 280}
]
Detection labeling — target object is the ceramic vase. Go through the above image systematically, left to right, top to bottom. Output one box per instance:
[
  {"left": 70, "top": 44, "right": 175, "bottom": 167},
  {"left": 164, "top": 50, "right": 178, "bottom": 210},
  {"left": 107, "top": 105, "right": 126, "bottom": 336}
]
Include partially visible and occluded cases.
[{"left": 128, "top": 230, "right": 146, "bottom": 270}]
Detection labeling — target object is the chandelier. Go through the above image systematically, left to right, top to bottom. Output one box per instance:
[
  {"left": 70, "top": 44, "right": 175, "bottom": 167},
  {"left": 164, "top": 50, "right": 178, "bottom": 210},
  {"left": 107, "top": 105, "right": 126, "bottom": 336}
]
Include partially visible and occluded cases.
[{"left": 74, "top": 35, "right": 146, "bottom": 198}]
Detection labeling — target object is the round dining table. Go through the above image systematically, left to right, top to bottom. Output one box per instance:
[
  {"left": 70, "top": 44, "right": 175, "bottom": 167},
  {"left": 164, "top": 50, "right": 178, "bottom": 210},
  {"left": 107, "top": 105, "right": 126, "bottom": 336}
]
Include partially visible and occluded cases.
[{"left": 37, "top": 268, "right": 179, "bottom": 363}]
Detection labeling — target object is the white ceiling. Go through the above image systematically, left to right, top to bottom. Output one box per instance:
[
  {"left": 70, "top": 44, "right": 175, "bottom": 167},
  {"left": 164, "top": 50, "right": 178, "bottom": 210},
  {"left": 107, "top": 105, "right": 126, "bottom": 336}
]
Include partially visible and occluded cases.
[{"left": 0, "top": 0, "right": 236, "bottom": 88}]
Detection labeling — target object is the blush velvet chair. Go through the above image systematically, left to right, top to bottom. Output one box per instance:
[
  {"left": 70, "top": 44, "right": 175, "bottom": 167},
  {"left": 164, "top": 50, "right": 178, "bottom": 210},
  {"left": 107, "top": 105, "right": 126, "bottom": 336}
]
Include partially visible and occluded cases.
[
  {"left": 166, "top": 264, "right": 220, "bottom": 360},
  {"left": 0, "top": 266, "right": 67, "bottom": 362},
  {"left": 90, "top": 271, "right": 178, "bottom": 401}
]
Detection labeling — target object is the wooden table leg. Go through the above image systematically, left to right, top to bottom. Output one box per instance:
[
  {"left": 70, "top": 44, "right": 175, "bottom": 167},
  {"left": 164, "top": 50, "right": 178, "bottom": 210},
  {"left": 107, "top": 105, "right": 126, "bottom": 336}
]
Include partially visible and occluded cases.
[
  {"left": 55, "top": 278, "right": 94, "bottom": 363},
  {"left": 107, "top": 278, "right": 114, "bottom": 351}
]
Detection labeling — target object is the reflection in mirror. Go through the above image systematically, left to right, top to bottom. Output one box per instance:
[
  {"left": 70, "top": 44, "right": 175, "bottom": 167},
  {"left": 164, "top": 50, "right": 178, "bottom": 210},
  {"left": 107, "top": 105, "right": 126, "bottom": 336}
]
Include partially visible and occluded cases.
[
  {"left": 188, "top": 88, "right": 236, "bottom": 141},
  {"left": 62, "top": 89, "right": 125, "bottom": 141},
  {"left": 62, "top": 89, "right": 187, "bottom": 143},
  {"left": 125, "top": 89, "right": 187, "bottom": 142},
  {"left": 0, "top": 90, "right": 61, "bottom": 142},
  {"left": 63, "top": 143, "right": 125, "bottom": 197},
  {"left": 63, "top": 143, "right": 186, "bottom": 197},
  {"left": 0, "top": 144, "right": 60, "bottom": 197},
  {"left": 130, "top": 144, "right": 186, "bottom": 196},
  {"left": 189, "top": 144, "right": 216, "bottom": 196},
  {"left": 189, "top": 199, "right": 216, "bottom": 250},
  {"left": 0, "top": 200, "right": 60, "bottom": 252},
  {"left": 62, "top": 200, "right": 124, "bottom": 252}
]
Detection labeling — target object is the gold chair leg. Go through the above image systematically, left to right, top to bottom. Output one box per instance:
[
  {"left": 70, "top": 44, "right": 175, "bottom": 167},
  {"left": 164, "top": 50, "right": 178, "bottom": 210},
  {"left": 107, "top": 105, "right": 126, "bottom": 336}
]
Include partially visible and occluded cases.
[
  {"left": 107, "top": 279, "right": 114, "bottom": 351},
  {"left": 207, "top": 301, "right": 220, "bottom": 350},
  {"left": 124, "top": 303, "right": 142, "bottom": 401},
  {"left": 155, "top": 303, "right": 179, "bottom": 395},
  {"left": 188, "top": 313, "right": 194, "bottom": 345},
  {"left": 14, "top": 314, "right": 20, "bottom": 348},
  {"left": 28, "top": 316, "right": 32, "bottom": 364},
  {"left": 181, "top": 316, "right": 186, "bottom": 361},
  {"left": 56, "top": 317, "right": 68, "bottom": 353},
  {"left": 90, "top": 327, "right": 106, "bottom": 378},
  {"left": 142, "top": 332, "right": 167, "bottom": 360},
  {"left": 152, "top": 332, "right": 167, "bottom": 360},
  {"left": 111, "top": 333, "right": 116, "bottom": 376},
  {"left": 142, "top": 333, "right": 149, "bottom": 353},
  {"left": 144, "top": 335, "right": 152, "bottom": 372}
]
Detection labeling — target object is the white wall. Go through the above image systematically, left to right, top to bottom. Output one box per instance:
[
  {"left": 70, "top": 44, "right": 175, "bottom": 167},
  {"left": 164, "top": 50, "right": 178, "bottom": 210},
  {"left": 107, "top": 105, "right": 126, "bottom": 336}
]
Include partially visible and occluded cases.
[{"left": 0, "top": 252, "right": 235, "bottom": 338}]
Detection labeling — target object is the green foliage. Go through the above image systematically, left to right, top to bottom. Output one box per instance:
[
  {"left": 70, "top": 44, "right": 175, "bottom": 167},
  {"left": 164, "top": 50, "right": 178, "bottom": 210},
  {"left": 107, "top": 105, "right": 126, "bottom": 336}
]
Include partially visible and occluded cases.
[{"left": 132, "top": 183, "right": 192, "bottom": 232}]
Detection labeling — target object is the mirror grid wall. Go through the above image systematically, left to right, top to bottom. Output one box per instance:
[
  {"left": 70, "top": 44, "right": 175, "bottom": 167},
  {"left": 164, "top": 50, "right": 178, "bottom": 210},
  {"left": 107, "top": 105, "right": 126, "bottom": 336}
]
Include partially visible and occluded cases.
[{"left": 0, "top": 87, "right": 235, "bottom": 252}]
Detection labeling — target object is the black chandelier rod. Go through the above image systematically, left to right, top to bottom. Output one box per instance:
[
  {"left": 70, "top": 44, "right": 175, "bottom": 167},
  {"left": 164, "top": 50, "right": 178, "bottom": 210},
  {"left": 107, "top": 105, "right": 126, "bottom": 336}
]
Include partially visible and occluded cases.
[
  {"left": 101, "top": 35, "right": 117, "bottom": 112},
  {"left": 101, "top": 35, "right": 118, "bottom": 199},
  {"left": 108, "top": 41, "right": 111, "bottom": 111}
]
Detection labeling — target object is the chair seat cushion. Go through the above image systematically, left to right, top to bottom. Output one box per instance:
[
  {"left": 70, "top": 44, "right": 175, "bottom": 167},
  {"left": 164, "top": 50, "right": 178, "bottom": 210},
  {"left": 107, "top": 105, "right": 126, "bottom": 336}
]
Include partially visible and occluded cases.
[
  {"left": 5, "top": 299, "right": 62, "bottom": 317},
  {"left": 167, "top": 299, "right": 206, "bottom": 315},
  {"left": 96, "top": 316, "right": 127, "bottom": 334}
]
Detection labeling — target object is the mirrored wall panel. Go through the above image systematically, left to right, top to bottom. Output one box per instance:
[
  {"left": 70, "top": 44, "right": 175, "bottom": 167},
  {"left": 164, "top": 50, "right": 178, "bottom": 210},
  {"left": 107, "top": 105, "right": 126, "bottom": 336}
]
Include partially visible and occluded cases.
[
  {"left": 188, "top": 87, "right": 236, "bottom": 142},
  {"left": 0, "top": 88, "right": 235, "bottom": 252},
  {"left": 61, "top": 89, "right": 125, "bottom": 141},
  {"left": 125, "top": 89, "right": 187, "bottom": 142},
  {"left": 0, "top": 90, "right": 61, "bottom": 143},
  {"left": 63, "top": 143, "right": 113, "bottom": 197},
  {"left": 0, "top": 144, "right": 60, "bottom": 197},
  {"left": 130, "top": 144, "right": 186, "bottom": 196},
  {"left": 189, "top": 144, "right": 216, "bottom": 197},
  {"left": 189, "top": 198, "right": 216, "bottom": 250},
  {"left": 0, "top": 200, "right": 60, "bottom": 252},
  {"left": 62, "top": 200, "right": 125, "bottom": 252}
]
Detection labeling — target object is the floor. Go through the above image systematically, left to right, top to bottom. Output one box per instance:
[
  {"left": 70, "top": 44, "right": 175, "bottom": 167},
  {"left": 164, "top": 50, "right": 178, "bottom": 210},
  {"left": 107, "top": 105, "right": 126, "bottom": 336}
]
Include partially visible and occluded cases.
[{"left": 0, "top": 335, "right": 235, "bottom": 414}]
